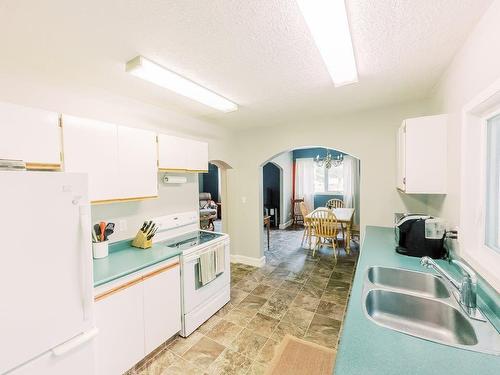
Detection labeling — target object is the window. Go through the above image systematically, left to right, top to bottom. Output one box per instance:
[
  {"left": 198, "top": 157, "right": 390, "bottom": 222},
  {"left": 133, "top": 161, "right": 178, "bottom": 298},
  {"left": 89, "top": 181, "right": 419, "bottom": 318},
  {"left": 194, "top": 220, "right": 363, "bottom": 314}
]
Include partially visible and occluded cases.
[
  {"left": 485, "top": 114, "right": 500, "bottom": 253},
  {"left": 313, "top": 164, "right": 343, "bottom": 193}
]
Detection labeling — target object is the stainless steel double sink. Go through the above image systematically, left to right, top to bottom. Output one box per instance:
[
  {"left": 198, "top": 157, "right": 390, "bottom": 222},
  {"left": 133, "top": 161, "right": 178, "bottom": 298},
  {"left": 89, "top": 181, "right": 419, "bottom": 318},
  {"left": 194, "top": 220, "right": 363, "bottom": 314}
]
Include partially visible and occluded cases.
[{"left": 362, "top": 266, "right": 500, "bottom": 355}]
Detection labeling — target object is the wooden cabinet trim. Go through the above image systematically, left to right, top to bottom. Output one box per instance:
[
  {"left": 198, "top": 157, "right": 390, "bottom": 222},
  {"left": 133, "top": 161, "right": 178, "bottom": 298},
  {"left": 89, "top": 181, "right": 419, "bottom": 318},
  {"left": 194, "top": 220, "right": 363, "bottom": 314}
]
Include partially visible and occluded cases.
[
  {"left": 25, "top": 162, "right": 61, "bottom": 171},
  {"left": 158, "top": 168, "right": 208, "bottom": 173},
  {"left": 91, "top": 195, "right": 158, "bottom": 205},
  {"left": 94, "top": 261, "right": 179, "bottom": 302}
]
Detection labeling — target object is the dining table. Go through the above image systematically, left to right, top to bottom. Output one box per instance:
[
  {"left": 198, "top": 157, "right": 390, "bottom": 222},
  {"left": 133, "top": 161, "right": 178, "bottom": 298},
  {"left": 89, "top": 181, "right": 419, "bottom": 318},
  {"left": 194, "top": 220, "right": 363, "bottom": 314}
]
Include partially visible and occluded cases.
[{"left": 304, "top": 207, "right": 355, "bottom": 253}]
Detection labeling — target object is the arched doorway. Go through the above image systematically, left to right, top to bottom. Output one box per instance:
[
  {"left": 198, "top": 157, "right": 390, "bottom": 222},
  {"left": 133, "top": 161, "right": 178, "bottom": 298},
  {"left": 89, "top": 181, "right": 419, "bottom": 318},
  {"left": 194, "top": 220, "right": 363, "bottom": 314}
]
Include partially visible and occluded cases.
[
  {"left": 259, "top": 146, "right": 361, "bottom": 262},
  {"left": 206, "top": 159, "right": 232, "bottom": 233}
]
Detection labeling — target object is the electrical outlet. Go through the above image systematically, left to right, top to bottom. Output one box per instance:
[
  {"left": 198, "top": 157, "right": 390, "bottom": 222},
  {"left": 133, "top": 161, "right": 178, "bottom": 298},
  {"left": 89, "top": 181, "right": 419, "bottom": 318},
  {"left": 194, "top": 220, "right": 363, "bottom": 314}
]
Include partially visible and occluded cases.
[{"left": 119, "top": 219, "right": 127, "bottom": 232}]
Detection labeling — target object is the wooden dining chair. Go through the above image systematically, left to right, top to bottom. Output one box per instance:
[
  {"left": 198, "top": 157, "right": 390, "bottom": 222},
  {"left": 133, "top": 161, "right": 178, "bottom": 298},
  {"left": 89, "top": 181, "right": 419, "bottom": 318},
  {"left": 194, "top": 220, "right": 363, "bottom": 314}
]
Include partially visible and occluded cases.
[
  {"left": 292, "top": 198, "right": 305, "bottom": 226},
  {"left": 326, "top": 198, "right": 345, "bottom": 242},
  {"left": 326, "top": 198, "right": 344, "bottom": 209},
  {"left": 299, "top": 201, "right": 313, "bottom": 247},
  {"left": 309, "top": 208, "right": 338, "bottom": 258}
]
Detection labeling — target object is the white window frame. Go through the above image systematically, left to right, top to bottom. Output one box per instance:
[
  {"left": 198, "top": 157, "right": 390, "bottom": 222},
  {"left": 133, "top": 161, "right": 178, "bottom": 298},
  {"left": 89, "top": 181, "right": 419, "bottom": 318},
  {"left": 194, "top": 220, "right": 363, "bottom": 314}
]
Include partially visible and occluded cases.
[
  {"left": 461, "top": 77, "right": 500, "bottom": 291},
  {"left": 313, "top": 164, "right": 344, "bottom": 195}
]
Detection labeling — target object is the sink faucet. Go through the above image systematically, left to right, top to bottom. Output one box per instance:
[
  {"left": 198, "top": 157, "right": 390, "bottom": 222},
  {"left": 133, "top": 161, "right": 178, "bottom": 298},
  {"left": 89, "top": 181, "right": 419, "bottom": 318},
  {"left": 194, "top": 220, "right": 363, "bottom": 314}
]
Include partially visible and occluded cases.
[{"left": 420, "top": 257, "right": 484, "bottom": 321}]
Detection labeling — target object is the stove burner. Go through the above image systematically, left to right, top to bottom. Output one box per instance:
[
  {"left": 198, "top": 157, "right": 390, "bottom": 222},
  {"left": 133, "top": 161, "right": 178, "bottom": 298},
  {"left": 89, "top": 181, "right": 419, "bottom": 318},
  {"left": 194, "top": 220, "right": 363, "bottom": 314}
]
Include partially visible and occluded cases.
[{"left": 163, "top": 230, "right": 223, "bottom": 251}]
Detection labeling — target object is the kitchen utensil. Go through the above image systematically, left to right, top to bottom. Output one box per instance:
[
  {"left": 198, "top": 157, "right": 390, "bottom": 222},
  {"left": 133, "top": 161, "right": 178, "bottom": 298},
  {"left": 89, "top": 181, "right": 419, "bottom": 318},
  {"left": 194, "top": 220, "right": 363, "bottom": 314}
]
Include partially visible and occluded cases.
[
  {"left": 140, "top": 221, "right": 148, "bottom": 232},
  {"left": 99, "top": 222, "right": 106, "bottom": 242},
  {"left": 104, "top": 223, "right": 115, "bottom": 241},
  {"left": 146, "top": 223, "right": 156, "bottom": 237},
  {"left": 93, "top": 224, "right": 101, "bottom": 241},
  {"left": 147, "top": 227, "right": 158, "bottom": 241},
  {"left": 91, "top": 229, "right": 98, "bottom": 243}
]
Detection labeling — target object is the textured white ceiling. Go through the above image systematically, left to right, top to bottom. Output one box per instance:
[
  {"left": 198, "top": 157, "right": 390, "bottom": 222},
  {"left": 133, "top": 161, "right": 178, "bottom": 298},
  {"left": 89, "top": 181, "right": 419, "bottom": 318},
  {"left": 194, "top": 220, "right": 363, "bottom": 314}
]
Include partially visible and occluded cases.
[{"left": 0, "top": 0, "right": 493, "bottom": 129}]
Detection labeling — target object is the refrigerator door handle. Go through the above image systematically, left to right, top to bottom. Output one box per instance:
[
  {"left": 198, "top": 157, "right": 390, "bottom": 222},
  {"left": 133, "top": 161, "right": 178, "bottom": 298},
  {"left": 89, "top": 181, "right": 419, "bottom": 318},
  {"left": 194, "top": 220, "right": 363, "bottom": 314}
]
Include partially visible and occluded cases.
[
  {"left": 79, "top": 204, "right": 93, "bottom": 322},
  {"left": 51, "top": 328, "right": 98, "bottom": 357}
]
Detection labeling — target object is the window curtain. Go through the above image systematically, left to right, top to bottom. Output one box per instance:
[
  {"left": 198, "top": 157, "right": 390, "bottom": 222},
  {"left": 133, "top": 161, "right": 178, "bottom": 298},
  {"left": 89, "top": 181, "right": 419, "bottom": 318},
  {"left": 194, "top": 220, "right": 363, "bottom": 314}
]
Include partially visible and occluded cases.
[
  {"left": 343, "top": 155, "right": 360, "bottom": 224},
  {"left": 295, "top": 158, "right": 315, "bottom": 210}
]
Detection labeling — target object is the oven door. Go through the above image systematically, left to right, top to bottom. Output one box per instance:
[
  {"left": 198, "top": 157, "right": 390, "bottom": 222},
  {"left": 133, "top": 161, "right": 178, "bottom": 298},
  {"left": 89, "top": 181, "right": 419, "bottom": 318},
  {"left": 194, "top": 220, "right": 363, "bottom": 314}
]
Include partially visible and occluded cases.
[{"left": 181, "top": 239, "right": 230, "bottom": 314}]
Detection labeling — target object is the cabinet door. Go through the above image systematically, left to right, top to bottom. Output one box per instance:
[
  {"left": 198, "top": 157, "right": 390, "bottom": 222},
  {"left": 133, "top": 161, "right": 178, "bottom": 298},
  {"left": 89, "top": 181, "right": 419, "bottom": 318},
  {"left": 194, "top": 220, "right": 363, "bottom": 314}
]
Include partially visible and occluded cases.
[
  {"left": 0, "top": 101, "right": 61, "bottom": 167},
  {"left": 62, "top": 115, "right": 119, "bottom": 202},
  {"left": 405, "top": 115, "right": 447, "bottom": 193},
  {"left": 396, "top": 122, "right": 406, "bottom": 191},
  {"left": 117, "top": 126, "right": 158, "bottom": 199},
  {"left": 158, "top": 134, "right": 189, "bottom": 170},
  {"left": 187, "top": 139, "right": 209, "bottom": 172},
  {"left": 143, "top": 264, "right": 181, "bottom": 354},
  {"left": 95, "top": 282, "right": 145, "bottom": 375}
]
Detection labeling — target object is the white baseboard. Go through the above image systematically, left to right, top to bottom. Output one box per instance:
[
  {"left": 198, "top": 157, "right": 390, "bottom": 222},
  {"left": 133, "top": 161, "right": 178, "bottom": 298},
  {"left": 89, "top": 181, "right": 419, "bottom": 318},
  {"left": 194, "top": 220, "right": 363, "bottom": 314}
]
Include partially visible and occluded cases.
[
  {"left": 279, "top": 220, "right": 293, "bottom": 230},
  {"left": 230, "top": 254, "right": 266, "bottom": 268}
]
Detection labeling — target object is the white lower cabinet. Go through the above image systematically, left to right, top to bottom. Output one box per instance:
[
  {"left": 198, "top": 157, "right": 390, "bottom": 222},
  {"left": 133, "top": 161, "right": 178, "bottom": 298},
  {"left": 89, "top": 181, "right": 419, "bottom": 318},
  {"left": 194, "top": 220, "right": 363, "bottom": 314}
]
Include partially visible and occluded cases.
[
  {"left": 94, "top": 260, "right": 181, "bottom": 375},
  {"left": 143, "top": 265, "right": 181, "bottom": 354},
  {"left": 95, "top": 281, "right": 144, "bottom": 375}
]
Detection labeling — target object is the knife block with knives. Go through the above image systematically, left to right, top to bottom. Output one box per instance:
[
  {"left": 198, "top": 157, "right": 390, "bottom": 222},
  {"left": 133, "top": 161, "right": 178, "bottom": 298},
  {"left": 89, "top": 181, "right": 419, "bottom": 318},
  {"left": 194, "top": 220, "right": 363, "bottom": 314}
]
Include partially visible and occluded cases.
[{"left": 132, "top": 220, "right": 158, "bottom": 249}]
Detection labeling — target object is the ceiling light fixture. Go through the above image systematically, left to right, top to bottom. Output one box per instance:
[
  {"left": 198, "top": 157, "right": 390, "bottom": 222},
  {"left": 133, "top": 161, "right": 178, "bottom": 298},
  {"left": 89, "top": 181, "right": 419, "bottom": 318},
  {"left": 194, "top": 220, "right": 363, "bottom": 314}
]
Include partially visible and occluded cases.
[
  {"left": 297, "top": 0, "right": 358, "bottom": 87},
  {"left": 126, "top": 56, "right": 238, "bottom": 112},
  {"left": 315, "top": 149, "right": 343, "bottom": 169}
]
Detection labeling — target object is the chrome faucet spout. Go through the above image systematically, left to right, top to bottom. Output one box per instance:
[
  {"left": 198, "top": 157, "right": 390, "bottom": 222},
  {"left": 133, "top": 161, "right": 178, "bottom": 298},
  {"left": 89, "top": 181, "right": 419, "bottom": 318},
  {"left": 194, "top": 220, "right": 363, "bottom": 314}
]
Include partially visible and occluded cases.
[
  {"left": 420, "top": 256, "right": 481, "bottom": 319},
  {"left": 420, "top": 257, "right": 460, "bottom": 290}
]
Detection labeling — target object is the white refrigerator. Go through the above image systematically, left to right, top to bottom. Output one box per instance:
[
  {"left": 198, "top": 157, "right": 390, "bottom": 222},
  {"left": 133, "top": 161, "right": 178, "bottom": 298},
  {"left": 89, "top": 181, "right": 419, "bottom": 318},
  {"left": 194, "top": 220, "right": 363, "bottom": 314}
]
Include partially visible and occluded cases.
[{"left": 0, "top": 172, "right": 97, "bottom": 375}]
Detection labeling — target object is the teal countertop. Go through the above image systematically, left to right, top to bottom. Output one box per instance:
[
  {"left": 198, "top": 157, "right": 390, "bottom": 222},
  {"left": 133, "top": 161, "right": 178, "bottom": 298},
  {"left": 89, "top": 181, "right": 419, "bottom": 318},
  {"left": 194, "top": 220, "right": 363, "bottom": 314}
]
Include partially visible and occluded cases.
[
  {"left": 334, "top": 226, "right": 500, "bottom": 375},
  {"left": 93, "top": 239, "right": 182, "bottom": 287}
]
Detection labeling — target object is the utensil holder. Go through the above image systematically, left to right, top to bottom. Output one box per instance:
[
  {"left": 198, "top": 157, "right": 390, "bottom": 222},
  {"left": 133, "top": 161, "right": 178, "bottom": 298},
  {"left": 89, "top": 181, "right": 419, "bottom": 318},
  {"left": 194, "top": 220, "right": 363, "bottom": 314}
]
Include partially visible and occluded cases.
[
  {"left": 132, "top": 231, "right": 152, "bottom": 249},
  {"left": 93, "top": 241, "right": 109, "bottom": 259}
]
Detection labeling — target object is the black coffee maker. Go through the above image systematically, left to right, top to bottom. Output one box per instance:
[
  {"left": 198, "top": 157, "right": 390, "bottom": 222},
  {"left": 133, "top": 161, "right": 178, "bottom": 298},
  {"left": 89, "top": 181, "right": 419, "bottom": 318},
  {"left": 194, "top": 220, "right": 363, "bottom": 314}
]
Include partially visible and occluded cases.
[{"left": 395, "top": 214, "right": 446, "bottom": 259}]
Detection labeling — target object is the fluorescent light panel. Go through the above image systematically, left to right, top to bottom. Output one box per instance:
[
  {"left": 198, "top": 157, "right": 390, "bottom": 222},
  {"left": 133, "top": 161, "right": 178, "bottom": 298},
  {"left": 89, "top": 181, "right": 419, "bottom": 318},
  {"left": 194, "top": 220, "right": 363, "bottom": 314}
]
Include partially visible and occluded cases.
[
  {"left": 297, "top": 0, "right": 358, "bottom": 87},
  {"left": 126, "top": 56, "right": 238, "bottom": 112}
]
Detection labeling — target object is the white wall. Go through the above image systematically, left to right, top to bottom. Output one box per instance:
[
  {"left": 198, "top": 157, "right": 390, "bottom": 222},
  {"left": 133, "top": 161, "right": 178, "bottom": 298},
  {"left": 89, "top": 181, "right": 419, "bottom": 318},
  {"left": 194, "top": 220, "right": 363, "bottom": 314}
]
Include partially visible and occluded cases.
[
  {"left": 427, "top": 0, "right": 500, "bottom": 289},
  {"left": 428, "top": 0, "right": 500, "bottom": 225},
  {"left": 226, "top": 100, "right": 433, "bottom": 260},
  {"left": 268, "top": 152, "right": 293, "bottom": 227},
  {"left": 92, "top": 173, "right": 198, "bottom": 242}
]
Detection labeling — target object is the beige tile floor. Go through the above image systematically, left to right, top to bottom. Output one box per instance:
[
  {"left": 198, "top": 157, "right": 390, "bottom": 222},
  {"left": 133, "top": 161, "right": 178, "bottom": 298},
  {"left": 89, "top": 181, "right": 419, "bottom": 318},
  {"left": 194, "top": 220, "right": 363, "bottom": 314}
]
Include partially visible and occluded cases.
[{"left": 127, "top": 227, "right": 359, "bottom": 375}]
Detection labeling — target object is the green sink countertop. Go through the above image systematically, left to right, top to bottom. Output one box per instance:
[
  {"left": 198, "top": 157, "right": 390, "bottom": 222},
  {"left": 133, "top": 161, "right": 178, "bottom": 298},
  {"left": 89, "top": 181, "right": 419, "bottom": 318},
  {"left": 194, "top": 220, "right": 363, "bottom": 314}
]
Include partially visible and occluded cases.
[
  {"left": 334, "top": 226, "right": 500, "bottom": 375},
  {"left": 93, "top": 239, "right": 182, "bottom": 287}
]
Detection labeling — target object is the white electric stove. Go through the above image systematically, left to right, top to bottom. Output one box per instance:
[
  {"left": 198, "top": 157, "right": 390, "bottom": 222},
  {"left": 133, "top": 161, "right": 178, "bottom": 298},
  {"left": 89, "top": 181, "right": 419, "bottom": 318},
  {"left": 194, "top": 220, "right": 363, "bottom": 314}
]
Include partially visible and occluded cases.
[{"left": 154, "top": 212, "right": 230, "bottom": 337}]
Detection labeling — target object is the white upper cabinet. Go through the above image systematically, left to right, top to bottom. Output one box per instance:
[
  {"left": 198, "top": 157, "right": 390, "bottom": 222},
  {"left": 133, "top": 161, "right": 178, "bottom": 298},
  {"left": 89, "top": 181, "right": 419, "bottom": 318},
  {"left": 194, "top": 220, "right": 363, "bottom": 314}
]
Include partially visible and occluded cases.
[
  {"left": 0, "top": 101, "right": 61, "bottom": 168},
  {"left": 397, "top": 114, "right": 447, "bottom": 194},
  {"left": 62, "top": 115, "right": 119, "bottom": 202},
  {"left": 63, "top": 115, "right": 158, "bottom": 202},
  {"left": 117, "top": 126, "right": 158, "bottom": 199},
  {"left": 158, "top": 134, "right": 208, "bottom": 172},
  {"left": 158, "top": 134, "right": 189, "bottom": 170},
  {"left": 187, "top": 139, "right": 209, "bottom": 171}
]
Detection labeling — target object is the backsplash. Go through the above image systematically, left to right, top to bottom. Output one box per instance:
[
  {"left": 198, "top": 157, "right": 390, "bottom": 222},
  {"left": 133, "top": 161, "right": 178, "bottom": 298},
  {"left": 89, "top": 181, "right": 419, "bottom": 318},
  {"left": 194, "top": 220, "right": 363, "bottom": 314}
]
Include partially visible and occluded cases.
[{"left": 91, "top": 172, "right": 199, "bottom": 242}]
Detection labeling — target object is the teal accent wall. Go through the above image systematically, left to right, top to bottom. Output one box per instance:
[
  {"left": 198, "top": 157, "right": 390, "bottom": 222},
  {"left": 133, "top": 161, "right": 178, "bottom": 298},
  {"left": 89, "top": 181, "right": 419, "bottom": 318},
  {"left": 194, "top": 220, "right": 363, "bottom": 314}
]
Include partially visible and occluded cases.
[
  {"left": 293, "top": 147, "right": 344, "bottom": 161},
  {"left": 199, "top": 163, "right": 219, "bottom": 201},
  {"left": 314, "top": 194, "right": 344, "bottom": 208}
]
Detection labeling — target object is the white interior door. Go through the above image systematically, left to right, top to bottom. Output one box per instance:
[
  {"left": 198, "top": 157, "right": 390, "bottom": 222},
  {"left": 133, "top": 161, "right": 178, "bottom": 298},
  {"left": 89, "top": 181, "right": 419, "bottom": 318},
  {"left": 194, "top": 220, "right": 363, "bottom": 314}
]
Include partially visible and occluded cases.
[{"left": 0, "top": 172, "right": 93, "bottom": 374}]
